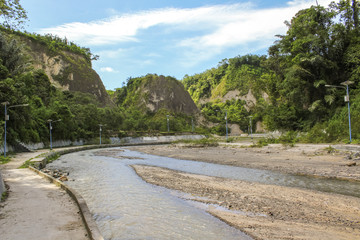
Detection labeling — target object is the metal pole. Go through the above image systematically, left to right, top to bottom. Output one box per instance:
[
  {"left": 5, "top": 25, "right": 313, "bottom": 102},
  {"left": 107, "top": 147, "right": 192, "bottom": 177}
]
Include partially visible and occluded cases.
[
  {"left": 325, "top": 82, "right": 353, "bottom": 143},
  {"left": 346, "top": 85, "right": 352, "bottom": 143},
  {"left": 2, "top": 102, "right": 28, "bottom": 156},
  {"left": 4, "top": 103, "right": 7, "bottom": 158},
  {"left": 225, "top": 111, "right": 228, "bottom": 141},
  {"left": 167, "top": 115, "right": 169, "bottom": 132},
  {"left": 249, "top": 116, "right": 253, "bottom": 140},
  {"left": 250, "top": 117, "right": 253, "bottom": 139},
  {"left": 191, "top": 118, "right": 194, "bottom": 133},
  {"left": 49, "top": 121, "right": 52, "bottom": 150},
  {"left": 100, "top": 125, "right": 102, "bottom": 145}
]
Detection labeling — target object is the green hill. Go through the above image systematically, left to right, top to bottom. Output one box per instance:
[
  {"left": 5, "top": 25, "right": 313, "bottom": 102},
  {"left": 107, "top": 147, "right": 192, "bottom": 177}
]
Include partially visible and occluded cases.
[{"left": 182, "top": 4, "right": 360, "bottom": 142}]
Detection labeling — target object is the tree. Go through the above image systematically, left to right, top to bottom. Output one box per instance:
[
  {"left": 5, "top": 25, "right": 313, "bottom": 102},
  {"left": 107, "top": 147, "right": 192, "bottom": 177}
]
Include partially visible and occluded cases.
[
  {"left": 0, "top": 0, "right": 27, "bottom": 29},
  {"left": 331, "top": 0, "right": 360, "bottom": 32},
  {"left": 266, "top": 5, "right": 339, "bottom": 129}
]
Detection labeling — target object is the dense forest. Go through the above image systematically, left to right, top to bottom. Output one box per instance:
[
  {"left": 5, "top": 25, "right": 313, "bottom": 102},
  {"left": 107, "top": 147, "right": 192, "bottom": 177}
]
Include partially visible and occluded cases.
[
  {"left": 0, "top": 0, "right": 360, "bottom": 146},
  {"left": 183, "top": 1, "right": 360, "bottom": 143}
]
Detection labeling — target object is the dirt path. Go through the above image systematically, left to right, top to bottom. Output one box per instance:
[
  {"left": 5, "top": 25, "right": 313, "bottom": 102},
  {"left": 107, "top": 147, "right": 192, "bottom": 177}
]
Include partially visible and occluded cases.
[
  {"left": 127, "top": 143, "right": 360, "bottom": 240},
  {"left": 0, "top": 150, "right": 88, "bottom": 240}
]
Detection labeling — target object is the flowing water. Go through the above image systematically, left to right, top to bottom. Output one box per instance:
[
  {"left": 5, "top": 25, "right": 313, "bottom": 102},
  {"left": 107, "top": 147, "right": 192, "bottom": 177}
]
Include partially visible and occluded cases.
[{"left": 47, "top": 148, "right": 360, "bottom": 240}]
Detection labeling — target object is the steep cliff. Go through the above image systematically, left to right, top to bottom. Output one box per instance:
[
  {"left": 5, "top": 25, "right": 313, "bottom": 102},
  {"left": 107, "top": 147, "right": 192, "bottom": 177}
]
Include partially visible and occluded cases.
[
  {"left": 0, "top": 27, "right": 112, "bottom": 106},
  {"left": 23, "top": 38, "right": 111, "bottom": 105},
  {"left": 118, "top": 74, "right": 200, "bottom": 115}
]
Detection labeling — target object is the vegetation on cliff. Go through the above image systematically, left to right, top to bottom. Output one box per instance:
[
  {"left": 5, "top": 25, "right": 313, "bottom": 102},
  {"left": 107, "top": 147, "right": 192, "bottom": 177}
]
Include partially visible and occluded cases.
[
  {"left": 1, "top": 0, "right": 360, "bottom": 145},
  {"left": 183, "top": 2, "right": 360, "bottom": 143},
  {"left": 0, "top": 25, "right": 123, "bottom": 144},
  {"left": 111, "top": 74, "right": 202, "bottom": 134}
]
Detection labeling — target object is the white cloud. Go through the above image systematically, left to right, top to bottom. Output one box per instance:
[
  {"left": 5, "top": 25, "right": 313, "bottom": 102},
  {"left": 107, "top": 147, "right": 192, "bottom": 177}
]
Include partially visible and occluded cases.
[
  {"left": 39, "top": 0, "right": 334, "bottom": 68},
  {"left": 39, "top": 0, "right": 333, "bottom": 46},
  {"left": 177, "top": 0, "right": 333, "bottom": 66},
  {"left": 38, "top": 3, "right": 253, "bottom": 46},
  {"left": 97, "top": 48, "right": 130, "bottom": 58},
  {"left": 100, "top": 67, "right": 117, "bottom": 73}
]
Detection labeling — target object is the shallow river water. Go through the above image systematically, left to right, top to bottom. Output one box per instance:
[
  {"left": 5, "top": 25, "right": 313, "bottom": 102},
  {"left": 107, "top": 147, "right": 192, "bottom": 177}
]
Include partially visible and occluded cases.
[
  {"left": 47, "top": 147, "right": 360, "bottom": 240},
  {"left": 49, "top": 148, "right": 252, "bottom": 240}
]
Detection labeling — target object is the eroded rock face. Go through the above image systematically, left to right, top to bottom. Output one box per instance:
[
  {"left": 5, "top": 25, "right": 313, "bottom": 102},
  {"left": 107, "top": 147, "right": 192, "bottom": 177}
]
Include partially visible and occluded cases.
[
  {"left": 24, "top": 39, "right": 112, "bottom": 106},
  {"left": 141, "top": 75, "right": 200, "bottom": 115}
]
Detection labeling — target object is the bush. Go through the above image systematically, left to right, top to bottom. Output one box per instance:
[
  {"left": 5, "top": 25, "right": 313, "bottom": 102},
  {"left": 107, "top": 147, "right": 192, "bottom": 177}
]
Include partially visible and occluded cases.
[{"left": 278, "top": 131, "right": 299, "bottom": 147}]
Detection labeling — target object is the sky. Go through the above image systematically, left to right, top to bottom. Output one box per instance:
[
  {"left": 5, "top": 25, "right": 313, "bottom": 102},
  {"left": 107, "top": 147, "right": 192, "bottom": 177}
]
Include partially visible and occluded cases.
[{"left": 21, "top": 0, "right": 334, "bottom": 90}]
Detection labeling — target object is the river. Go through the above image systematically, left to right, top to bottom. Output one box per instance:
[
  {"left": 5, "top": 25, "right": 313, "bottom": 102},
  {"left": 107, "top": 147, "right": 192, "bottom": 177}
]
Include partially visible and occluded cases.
[{"left": 46, "top": 147, "right": 360, "bottom": 239}]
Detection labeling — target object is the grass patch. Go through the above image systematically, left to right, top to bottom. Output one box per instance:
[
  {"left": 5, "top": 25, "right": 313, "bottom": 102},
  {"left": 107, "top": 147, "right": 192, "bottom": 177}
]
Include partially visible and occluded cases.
[
  {"left": 250, "top": 137, "right": 277, "bottom": 148},
  {"left": 324, "top": 145, "right": 338, "bottom": 154},
  {"left": 19, "top": 152, "right": 60, "bottom": 169},
  {"left": 46, "top": 152, "right": 60, "bottom": 163},
  {"left": 0, "top": 156, "right": 11, "bottom": 164},
  {"left": 19, "top": 159, "right": 33, "bottom": 169},
  {"left": 1, "top": 190, "right": 8, "bottom": 202}
]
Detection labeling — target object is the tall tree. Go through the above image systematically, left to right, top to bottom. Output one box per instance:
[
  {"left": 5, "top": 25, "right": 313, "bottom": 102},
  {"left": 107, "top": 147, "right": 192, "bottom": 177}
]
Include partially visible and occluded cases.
[{"left": 0, "top": 0, "right": 27, "bottom": 29}]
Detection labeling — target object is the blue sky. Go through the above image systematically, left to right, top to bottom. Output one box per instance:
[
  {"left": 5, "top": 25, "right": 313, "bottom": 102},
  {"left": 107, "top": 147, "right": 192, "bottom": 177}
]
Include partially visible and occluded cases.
[{"left": 21, "top": 0, "right": 333, "bottom": 90}]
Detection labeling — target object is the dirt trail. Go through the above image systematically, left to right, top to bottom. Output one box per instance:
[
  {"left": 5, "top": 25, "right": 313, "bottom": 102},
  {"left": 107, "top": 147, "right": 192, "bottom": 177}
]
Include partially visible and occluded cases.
[{"left": 0, "top": 150, "right": 88, "bottom": 240}]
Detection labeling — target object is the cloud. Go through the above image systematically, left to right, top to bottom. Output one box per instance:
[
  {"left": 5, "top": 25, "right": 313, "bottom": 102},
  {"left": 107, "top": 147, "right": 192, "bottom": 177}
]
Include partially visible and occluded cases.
[
  {"left": 38, "top": 0, "right": 334, "bottom": 68},
  {"left": 177, "top": 0, "right": 333, "bottom": 66},
  {"left": 38, "top": 2, "right": 253, "bottom": 46},
  {"left": 97, "top": 48, "right": 130, "bottom": 58},
  {"left": 100, "top": 67, "right": 117, "bottom": 73}
]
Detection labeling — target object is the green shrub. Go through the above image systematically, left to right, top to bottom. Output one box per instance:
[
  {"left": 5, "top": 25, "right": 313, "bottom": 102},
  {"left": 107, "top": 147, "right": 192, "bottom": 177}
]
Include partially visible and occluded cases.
[
  {"left": 278, "top": 131, "right": 299, "bottom": 147},
  {"left": 0, "top": 156, "right": 11, "bottom": 164}
]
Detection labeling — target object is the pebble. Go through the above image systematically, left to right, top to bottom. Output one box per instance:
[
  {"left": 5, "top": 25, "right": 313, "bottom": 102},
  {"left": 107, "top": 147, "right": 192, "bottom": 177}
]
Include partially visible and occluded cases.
[{"left": 41, "top": 168, "right": 69, "bottom": 181}]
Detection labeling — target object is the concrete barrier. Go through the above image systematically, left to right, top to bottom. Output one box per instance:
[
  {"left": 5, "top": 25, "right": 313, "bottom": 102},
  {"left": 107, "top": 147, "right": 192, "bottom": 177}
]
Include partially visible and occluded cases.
[
  {"left": 110, "top": 134, "right": 204, "bottom": 144},
  {"left": 27, "top": 136, "right": 204, "bottom": 239},
  {"left": 29, "top": 166, "right": 104, "bottom": 240},
  {"left": 0, "top": 171, "right": 5, "bottom": 198}
]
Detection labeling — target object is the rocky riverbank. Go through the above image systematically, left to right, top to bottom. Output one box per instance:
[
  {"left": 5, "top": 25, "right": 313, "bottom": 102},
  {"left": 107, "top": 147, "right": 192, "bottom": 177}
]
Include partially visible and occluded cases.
[
  {"left": 127, "top": 143, "right": 360, "bottom": 240},
  {"left": 128, "top": 143, "right": 360, "bottom": 181}
]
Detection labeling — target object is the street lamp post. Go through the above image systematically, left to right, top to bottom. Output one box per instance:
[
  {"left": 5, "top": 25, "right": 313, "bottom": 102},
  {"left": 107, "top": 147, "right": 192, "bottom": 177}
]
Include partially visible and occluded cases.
[
  {"left": 325, "top": 81, "right": 353, "bottom": 143},
  {"left": 2, "top": 102, "right": 29, "bottom": 157},
  {"left": 216, "top": 110, "right": 228, "bottom": 141},
  {"left": 225, "top": 110, "right": 228, "bottom": 141},
  {"left": 166, "top": 115, "right": 170, "bottom": 132},
  {"left": 248, "top": 115, "right": 253, "bottom": 140},
  {"left": 191, "top": 117, "right": 194, "bottom": 133},
  {"left": 48, "top": 119, "right": 61, "bottom": 150},
  {"left": 98, "top": 124, "right": 103, "bottom": 145}
]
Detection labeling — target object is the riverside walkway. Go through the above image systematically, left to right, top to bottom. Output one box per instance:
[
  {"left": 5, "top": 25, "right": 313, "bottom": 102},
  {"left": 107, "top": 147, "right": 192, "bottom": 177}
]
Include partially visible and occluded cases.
[{"left": 0, "top": 149, "right": 89, "bottom": 240}]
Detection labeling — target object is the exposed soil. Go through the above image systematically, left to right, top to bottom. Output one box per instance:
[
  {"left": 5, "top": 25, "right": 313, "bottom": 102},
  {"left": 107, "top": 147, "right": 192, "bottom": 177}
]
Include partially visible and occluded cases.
[
  {"left": 128, "top": 143, "right": 360, "bottom": 240},
  {"left": 129, "top": 143, "right": 360, "bottom": 181}
]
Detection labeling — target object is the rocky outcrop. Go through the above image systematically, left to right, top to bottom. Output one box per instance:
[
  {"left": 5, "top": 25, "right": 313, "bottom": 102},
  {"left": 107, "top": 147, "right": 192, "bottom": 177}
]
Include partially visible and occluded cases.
[
  {"left": 23, "top": 38, "right": 112, "bottom": 106},
  {"left": 138, "top": 75, "right": 200, "bottom": 115}
]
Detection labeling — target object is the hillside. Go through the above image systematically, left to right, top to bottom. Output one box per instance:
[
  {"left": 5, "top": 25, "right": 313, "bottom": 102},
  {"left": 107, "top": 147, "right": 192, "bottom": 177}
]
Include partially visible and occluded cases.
[
  {"left": 182, "top": 4, "right": 360, "bottom": 142},
  {"left": 1, "top": 27, "right": 112, "bottom": 106},
  {"left": 182, "top": 55, "right": 269, "bottom": 133},
  {"left": 116, "top": 74, "right": 199, "bottom": 115}
]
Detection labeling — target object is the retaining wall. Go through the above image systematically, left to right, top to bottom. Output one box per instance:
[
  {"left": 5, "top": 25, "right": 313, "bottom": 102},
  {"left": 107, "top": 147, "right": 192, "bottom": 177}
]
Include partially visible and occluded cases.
[
  {"left": 110, "top": 134, "right": 204, "bottom": 144},
  {"left": 0, "top": 135, "right": 204, "bottom": 154},
  {"left": 25, "top": 135, "right": 204, "bottom": 239},
  {"left": 29, "top": 166, "right": 104, "bottom": 240},
  {"left": 0, "top": 171, "right": 5, "bottom": 197}
]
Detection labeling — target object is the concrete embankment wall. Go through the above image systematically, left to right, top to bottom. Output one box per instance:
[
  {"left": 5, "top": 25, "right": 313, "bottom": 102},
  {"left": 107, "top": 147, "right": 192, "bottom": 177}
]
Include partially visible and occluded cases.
[
  {"left": 110, "top": 134, "right": 204, "bottom": 144},
  {"left": 0, "top": 135, "right": 204, "bottom": 198},
  {"left": 1, "top": 135, "right": 204, "bottom": 154},
  {"left": 19, "top": 135, "right": 204, "bottom": 239},
  {"left": 29, "top": 166, "right": 104, "bottom": 240},
  {"left": 0, "top": 171, "right": 5, "bottom": 197}
]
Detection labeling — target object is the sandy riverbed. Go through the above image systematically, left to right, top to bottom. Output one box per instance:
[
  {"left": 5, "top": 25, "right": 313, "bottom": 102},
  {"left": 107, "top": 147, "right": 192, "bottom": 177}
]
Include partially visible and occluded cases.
[{"left": 128, "top": 143, "right": 360, "bottom": 240}]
